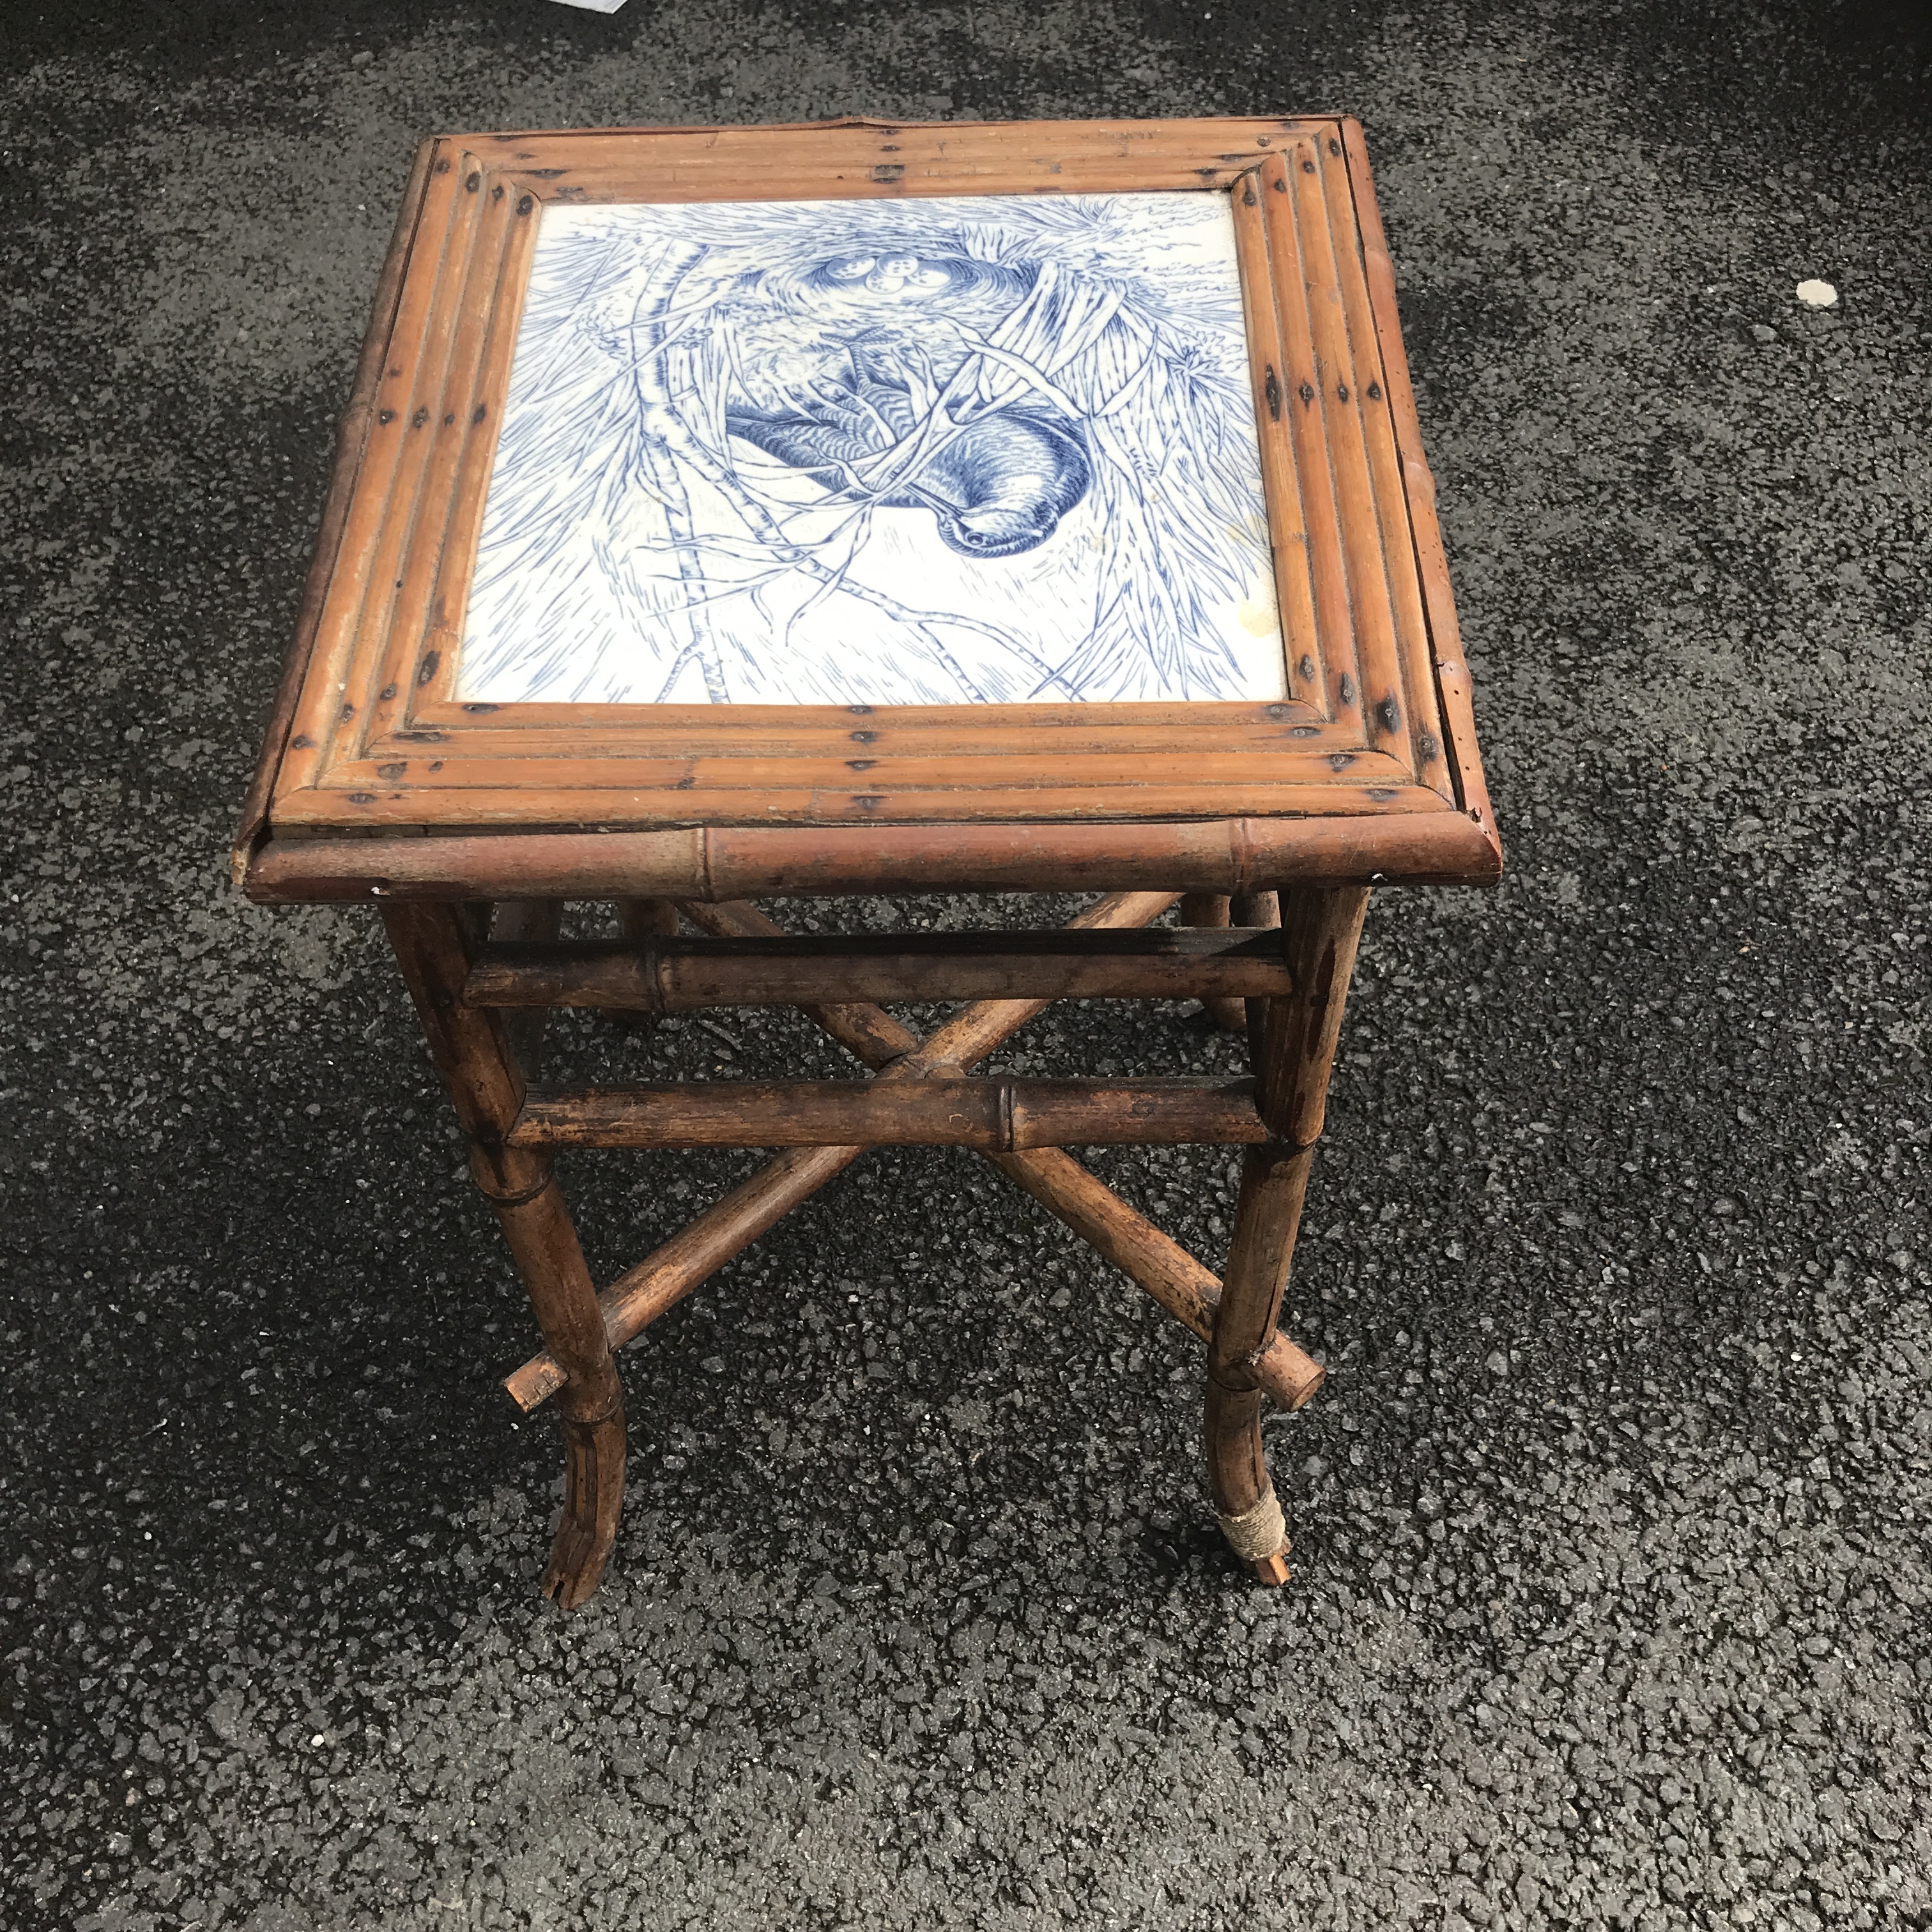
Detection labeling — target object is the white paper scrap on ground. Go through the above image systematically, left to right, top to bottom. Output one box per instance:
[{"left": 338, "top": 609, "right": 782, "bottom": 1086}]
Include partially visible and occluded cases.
[
  {"left": 550, "top": 0, "right": 628, "bottom": 11},
  {"left": 1796, "top": 279, "right": 1839, "bottom": 308}
]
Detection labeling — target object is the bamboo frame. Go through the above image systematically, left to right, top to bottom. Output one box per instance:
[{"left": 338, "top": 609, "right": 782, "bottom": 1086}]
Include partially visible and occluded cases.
[
  {"left": 236, "top": 116, "right": 1501, "bottom": 1607},
  {"left": 243, "top": 809, "right": 1498, "bottom": 905}
]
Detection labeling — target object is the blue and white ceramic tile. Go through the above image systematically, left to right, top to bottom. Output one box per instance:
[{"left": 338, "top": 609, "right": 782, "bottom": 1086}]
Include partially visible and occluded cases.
[{"left": 457, "top": 192, "right": 1287, "bottom": 707}]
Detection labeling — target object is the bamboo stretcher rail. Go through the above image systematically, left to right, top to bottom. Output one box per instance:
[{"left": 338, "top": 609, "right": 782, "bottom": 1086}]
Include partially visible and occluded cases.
[
  {"left": 503, "top": 891, "right": 1326, "bottom": 1415},
  {"left": 466, "top": 926, "right": 1296, "bottom": 1012},
  {"left": 509, "top": 1076, "right": 1273, "bottom": 1151},
  {"left": 979, "top": 1144, "right": 1325, "bottom": 1408}
]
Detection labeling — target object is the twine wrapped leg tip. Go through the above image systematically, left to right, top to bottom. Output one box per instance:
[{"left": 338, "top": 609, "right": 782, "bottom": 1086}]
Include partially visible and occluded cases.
[{"left": 1216, "top": 1486, "right": 1291, "bottom": 1586}]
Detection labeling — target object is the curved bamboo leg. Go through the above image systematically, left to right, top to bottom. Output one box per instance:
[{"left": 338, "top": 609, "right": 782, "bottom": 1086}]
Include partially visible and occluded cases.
[
  {"left": 1207, "top": 885, "right": 1368, "bottom": 1583},
  {"left": 384, "top": 902, "right": 628, "bottom": 1610},
  {"left": 490, "top": 1170, "right": 625, "bottom": 1610}
]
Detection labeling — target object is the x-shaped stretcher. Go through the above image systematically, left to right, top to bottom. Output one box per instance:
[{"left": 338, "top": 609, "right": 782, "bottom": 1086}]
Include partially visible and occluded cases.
[{"left": 380, "top": 883, "right": 1367, "bottom": 1609}]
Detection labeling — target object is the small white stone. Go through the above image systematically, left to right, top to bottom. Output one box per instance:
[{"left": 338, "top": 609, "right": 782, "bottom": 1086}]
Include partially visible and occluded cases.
[{"left": 1795, "top": 279, "right": 1839, "bottom": 309}]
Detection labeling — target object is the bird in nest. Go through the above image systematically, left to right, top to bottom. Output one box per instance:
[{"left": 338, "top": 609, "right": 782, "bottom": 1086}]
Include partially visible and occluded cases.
[{"left": 724, "top": 321, "right": 1094, "bottom": 562}]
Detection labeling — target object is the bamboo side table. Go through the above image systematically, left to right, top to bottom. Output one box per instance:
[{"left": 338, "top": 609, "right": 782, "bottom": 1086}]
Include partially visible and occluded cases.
[{"left": 234, "top": 116, "right": 1499, "bottom": 1608}]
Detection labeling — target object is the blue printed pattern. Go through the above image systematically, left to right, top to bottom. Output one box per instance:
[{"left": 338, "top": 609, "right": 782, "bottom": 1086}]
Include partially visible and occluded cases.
[{"left": 457, "top": 192, "right": 1286, "bottom": 706}]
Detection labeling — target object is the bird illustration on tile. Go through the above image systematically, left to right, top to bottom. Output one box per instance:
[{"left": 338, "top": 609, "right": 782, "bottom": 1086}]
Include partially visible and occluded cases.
[{"left": 458, "top": 193, "right": 1286, "bottom": 707}]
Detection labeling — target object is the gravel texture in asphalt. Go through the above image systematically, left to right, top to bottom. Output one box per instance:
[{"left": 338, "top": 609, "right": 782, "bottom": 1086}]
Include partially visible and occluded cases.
[{"left": 2, "top": 2, "right": 1929, "bottom": 1928}]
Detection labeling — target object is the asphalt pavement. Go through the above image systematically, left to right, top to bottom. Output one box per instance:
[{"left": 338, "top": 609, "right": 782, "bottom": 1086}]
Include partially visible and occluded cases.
[{"left": 1, "top": 1, "right": 1929, "bottom": 1926}]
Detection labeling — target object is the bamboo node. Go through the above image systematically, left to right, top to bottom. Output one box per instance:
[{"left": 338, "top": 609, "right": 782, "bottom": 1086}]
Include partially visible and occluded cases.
[
  {"left": 471, "top": 1160, "right": 555, "bottom": 1208},
  {"left": 1216, "top": 1487, "right": 1287, "bottom": 1563}
]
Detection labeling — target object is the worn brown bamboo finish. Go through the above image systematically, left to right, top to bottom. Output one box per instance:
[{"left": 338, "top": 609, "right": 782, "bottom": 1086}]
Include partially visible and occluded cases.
[
  {"left": 238, "top": 115, "right": 1499, "bottom": 1608},
  {"left": 1337, "top": 116, "right": 1496, "bottom": 836},
  {"left": 232, "top": 139, "right": 438, "bottom": 871},
  {"left": 1313, "top": 139, "right": 1450, "bottom": 802},
  {"left": 1271, "top": 142, "right": 1409, "bottom": 758},
  {"left": 273, "top": 155, "right": 468, "bottom": 809},
  {"left": 360, "top": 169, "right": 519, "bottom": 749},
  {"left": 1227, "top": 172, "right": 1323, "bottom": 718},
  {"left": 245, "top": 809, "right": 1499, "bottom": 907},
  {"left": 1204, "top": 882, "right": 1367, "bottom": 1581},
  {"left": 1255, "top": 885, "right": 1370, "bottom": 1142},
  {"left": 1232, "top": 887, "right": 1284, "bottom": 1069},
  {"left": 503, "top": 889, "right": 1182, "bottom": 1408},
  {"left": 1177, "top": 894, "right": 1249, "bottom": 1032},
  {"left": 606, "top": 897, "right": 681, "bottom": 1028},
  {"left": 489, "top": 898, "right": 562, "bottom": 1077},
  {"left": 620, "top": 899, "right": 682, "bottom": 941},
  {"left": 467, "top": 926, "right": 1296, "bottom": 1013},
  {"left": 510, "top": 1075, "right": 1273, "bottom": 1151},
  {"left": 502, "top": 1134, "right": 1326, "bottom": 1418},
  {"left": 503, "top": 1143, "right": 870, "bottom": 1414},
  {"left": 1206, "top": 1143, "right": 1316, "bottom": 1584},
  {"left": 981, "top": 1146, "right": 1325, "bottom": 1409}
]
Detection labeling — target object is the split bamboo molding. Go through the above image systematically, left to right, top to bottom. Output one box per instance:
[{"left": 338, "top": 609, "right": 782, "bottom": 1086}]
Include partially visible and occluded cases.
[
  {"left": 231, "top": 114, "right": 1500, "bottom": 865},
  {"left": 244, "top": 811, "right": 1500, "bottom": 905},
  {"left": 466, "top": 925, "right": 1296, "bottom": 1011}
]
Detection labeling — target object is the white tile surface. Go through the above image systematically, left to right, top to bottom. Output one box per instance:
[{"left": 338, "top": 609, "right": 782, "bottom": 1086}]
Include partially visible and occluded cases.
[{"left": 458, "top": 192, "right": 1286, "bottom": 706}]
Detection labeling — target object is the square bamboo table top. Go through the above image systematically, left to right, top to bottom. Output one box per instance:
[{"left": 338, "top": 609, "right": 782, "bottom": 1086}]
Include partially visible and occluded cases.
[{"left": 234, "top": 116, "right": 1498, "bottom": 903}]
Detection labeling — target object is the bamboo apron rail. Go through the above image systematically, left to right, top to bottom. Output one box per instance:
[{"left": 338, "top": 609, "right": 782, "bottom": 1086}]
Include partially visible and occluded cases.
[{"left": 235, "top": 113, "right": 1499, "bottom": 1609}]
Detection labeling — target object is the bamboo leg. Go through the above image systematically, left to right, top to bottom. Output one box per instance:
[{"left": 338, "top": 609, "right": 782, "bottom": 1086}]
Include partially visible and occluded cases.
[
  {"left": 1207, "top": 884, "right": 1368, "bottom": 1584},
  {"left": 1230, "top": 890, "right": 1282, "bottom": 1070},
  {"left": 1179, "top": 893, "right": 1246, "bottom": 1032},
  {"left": 609, "top": 897, "right": 681, "bottom": 1032},
  {"left": 493, "top": 900, "right": 563, "bottom": 1079},
  {"left": 383, "top": 901, "right": 625, "bottom": 1611},
  {"left": 1206, "top": 1145, "right": 1313, "bottom": 1584},
  {"left": 494, "top": 1174, "right": 625, "bottom": 1611}
]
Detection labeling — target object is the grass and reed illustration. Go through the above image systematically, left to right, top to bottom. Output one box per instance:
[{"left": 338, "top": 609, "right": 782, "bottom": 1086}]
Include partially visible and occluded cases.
[{"left": 457, "top": 191, "right": 1286, "bottom": 706}]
